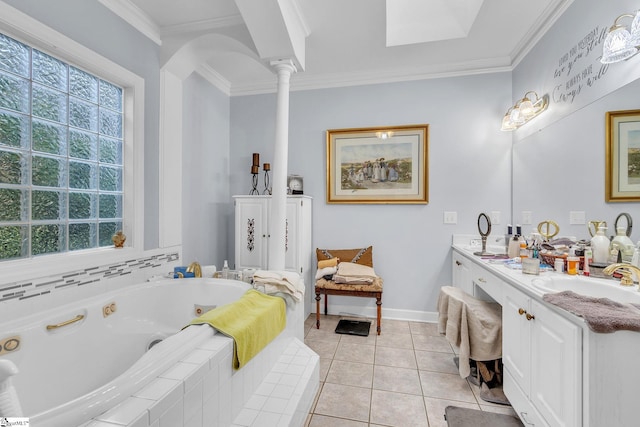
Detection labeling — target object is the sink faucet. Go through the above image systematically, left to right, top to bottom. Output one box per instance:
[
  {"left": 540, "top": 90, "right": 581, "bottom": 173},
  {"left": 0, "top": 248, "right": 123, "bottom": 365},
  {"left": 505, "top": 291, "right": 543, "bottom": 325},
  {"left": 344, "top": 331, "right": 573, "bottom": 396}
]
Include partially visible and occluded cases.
[
  {"left": 186, "top": 262, "right": 202, "bottom": 278},
  {"left": 603, "top": 263, "right": 640, "bottom": 288}
]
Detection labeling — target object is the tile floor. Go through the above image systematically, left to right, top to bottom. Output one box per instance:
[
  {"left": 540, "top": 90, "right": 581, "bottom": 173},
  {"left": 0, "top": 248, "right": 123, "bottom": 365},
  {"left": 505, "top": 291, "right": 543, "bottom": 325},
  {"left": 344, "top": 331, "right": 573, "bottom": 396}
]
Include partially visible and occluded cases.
[{"left": 303, "top": 314, "right": 517, "bottom": 427}]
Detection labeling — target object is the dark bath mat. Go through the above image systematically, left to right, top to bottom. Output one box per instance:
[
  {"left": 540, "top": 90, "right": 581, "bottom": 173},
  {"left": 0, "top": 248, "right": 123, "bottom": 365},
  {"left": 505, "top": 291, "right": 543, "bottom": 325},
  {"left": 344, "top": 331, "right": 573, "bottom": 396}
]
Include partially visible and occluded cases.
[
  {"left": 335, "top": 319, "right": 371, "bottom": 336},
  {"left": 445, "top": 406, "right": 523, "bottom": 427}
]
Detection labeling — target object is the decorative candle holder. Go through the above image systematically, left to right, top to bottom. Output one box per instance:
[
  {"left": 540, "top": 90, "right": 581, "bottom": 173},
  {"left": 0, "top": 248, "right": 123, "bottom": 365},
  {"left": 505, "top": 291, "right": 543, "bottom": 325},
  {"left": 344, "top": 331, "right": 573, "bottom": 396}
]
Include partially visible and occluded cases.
[
  {"left": 262, "top": 162, "right": 271, "bottom": 195},
  {"left": 250, "top": 164, "right": 260, "bottom": 195}
]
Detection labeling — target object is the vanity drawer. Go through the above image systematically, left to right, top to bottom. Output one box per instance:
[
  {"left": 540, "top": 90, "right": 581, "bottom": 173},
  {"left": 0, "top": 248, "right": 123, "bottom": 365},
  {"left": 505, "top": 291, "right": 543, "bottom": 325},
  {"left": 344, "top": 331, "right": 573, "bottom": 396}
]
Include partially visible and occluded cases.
[
  {"left": 471, "top": 264, "right": 503, "bottom": 303},
  {"left": 505, "top": 368, "right": 549, "bottom": 426}
]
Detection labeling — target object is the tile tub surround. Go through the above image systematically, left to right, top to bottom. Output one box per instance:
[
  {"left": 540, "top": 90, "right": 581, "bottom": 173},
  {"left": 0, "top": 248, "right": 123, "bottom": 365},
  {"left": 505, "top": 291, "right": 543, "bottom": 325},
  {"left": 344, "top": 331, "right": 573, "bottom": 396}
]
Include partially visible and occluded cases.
[
  {"left": 79, "top": 290, "right": 317, "bottom": 427},
  {"left": 304, "top": 315, "right": 517, "bottom": 427},
  {"left": 84, "top": 335, "right": 319, "bottom": 427}
]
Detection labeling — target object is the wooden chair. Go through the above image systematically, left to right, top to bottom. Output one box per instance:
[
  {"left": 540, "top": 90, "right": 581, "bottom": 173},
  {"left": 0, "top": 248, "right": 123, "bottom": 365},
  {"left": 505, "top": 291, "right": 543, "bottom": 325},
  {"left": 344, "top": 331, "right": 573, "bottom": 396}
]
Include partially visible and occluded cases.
[{"left": 314, "top": 247, "right": 383, "bottom": 335}]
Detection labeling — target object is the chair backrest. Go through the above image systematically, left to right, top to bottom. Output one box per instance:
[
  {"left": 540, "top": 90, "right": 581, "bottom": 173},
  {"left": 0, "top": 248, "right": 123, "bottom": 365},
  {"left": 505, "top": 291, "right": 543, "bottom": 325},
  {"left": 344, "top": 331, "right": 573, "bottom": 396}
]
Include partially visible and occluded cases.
[{"left": 315, "top": 246, "right": 374, "bottom": 267}]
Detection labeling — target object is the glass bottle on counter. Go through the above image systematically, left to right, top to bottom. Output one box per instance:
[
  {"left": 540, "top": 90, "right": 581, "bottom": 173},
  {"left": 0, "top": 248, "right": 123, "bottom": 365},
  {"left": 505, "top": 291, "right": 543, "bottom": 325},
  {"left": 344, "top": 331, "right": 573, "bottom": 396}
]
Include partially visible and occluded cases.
[{"left": 222, "top": 260, "right": 229, "bottom": 279}]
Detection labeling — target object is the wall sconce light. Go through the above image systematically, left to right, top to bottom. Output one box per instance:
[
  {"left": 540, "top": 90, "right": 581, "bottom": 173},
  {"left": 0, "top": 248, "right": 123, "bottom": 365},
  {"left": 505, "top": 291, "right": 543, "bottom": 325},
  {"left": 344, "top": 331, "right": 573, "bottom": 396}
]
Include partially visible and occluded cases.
[
  {"left": 601, "top": 11, "right": 640, "bottom": 64},
  {"left": 500, "top": 91, "right": 548, "bottom": 131}
]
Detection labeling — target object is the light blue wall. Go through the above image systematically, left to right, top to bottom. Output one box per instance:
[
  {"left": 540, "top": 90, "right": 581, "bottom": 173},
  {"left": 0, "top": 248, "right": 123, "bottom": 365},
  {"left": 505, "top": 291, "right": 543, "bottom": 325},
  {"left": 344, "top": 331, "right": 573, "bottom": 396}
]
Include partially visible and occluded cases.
[
  {"left": 3, "top": 0, "right": 162, "bottom": 250},
  {"left": 9, "top": 0, "right": 635, "bottom": 315},
  {"left": 511, "top": 0, "right": 640, "bottom": 243},
  {"left": 182, "top": 73, "right": 231, "bottom": 267},
  {"left": 231, "top": 73, "right": 513, "bottom": 312}
]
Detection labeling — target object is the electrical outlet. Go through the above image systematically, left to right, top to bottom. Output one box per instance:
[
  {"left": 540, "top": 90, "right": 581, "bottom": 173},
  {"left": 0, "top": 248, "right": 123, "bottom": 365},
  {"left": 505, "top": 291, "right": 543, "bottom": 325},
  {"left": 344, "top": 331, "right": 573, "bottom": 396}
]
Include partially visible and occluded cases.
[
  {"left": 443, "top": 211, "right": 457, "bottom": 224},
  {"left": 491, "top": 211, "right": 501, "bottom": 225},
  {"left": 522, "top": 211, "right": 532, "bottom": 225},
  {"left": 570, "top": 211, "right": 586, "bottom": 225}
]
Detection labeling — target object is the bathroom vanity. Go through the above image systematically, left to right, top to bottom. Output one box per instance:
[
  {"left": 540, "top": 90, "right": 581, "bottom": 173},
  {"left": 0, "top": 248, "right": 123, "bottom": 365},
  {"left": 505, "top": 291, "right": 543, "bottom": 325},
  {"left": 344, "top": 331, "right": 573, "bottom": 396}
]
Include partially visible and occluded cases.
[{"left": 452, "top": 238, "right": 640, "bottom": 427}]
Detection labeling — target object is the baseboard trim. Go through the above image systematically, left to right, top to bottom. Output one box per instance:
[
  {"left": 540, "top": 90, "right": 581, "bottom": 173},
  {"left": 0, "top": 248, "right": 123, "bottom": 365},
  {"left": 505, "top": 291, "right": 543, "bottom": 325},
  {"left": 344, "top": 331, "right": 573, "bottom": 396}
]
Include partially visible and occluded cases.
[{"left": 310, "top": 304, "right": 439, "bottom": 323}]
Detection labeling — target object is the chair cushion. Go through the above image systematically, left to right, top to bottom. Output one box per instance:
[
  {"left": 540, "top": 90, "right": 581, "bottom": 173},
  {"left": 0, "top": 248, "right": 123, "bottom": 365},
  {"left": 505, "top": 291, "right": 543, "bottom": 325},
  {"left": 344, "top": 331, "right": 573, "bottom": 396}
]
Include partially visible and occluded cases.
[
  {"left": 316, "top": 246, "right": 374, "bottom": 267},
  {"left": 315, "top": 277, "right": 383, "bottom": 292}
]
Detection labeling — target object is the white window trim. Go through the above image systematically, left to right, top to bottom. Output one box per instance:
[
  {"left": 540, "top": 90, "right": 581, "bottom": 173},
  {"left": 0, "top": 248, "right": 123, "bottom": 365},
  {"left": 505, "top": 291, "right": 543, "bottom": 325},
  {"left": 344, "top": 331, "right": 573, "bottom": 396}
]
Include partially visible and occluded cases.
[{"left": 0, "top": 1, "right": 145, "bottom": 283}]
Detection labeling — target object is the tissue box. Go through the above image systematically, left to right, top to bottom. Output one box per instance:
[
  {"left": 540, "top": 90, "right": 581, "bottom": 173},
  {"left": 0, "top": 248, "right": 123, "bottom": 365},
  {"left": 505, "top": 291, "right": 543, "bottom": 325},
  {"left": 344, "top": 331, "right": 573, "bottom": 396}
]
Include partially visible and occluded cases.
[{"left": 522, "top": 258, "right": 540, "bottom": 275}]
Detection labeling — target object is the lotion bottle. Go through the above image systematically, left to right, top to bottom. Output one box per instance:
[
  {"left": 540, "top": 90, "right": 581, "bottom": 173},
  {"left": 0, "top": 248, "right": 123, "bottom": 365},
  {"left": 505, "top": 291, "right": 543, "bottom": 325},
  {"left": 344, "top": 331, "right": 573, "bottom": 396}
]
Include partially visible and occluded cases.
[
  {"left": 590, "top": 226, "right": 610, "bottom": 264},
  {"left": 508, "top": 235, "right": 521, "bottom": 259}
]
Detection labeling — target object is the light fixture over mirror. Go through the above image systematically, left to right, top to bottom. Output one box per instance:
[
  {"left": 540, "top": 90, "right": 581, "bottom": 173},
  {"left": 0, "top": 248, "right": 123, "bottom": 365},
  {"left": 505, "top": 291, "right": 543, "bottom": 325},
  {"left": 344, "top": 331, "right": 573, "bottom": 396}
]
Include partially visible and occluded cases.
[
  {"left": 601, "top": 11, "right": 640, "bottom": 64},
  {"left": 500, "top": 91, "right": 548, "bottom": 131}
]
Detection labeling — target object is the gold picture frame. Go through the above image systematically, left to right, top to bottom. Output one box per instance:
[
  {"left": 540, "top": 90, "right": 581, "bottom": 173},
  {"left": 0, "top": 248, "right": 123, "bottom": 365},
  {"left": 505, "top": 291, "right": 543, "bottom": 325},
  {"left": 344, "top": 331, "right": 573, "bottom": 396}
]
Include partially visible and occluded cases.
[
  {"left": 606, "top": 109, "right": 640, "bottom": 202},
  {"left": 326, "top": 124, "right": 429, "bottom": 204}
]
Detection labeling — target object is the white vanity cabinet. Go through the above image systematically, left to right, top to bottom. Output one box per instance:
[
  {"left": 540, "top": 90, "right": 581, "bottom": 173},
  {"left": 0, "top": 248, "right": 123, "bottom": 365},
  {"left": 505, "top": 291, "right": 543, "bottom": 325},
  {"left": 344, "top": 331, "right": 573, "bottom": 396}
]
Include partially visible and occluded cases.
[
  {"left": 234, "top": 195, "right": 313, "bottom": 315},
  {"left": 452, "top": 244, "right": 639, "bottom": 427},
  {"left": 502, "top": 284, "right": 582, "bottom": 427}
]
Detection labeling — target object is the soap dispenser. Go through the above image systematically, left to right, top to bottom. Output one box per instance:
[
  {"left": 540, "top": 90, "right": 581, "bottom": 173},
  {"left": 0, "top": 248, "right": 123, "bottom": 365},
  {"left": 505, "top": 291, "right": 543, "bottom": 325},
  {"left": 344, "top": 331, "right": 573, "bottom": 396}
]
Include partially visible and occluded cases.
[
  {"left": 590, "top": 226, "right": 610, "bottom": 264},
  {"left": 611, "top": 226, "right": 635, "bottom": 262},
  {"left": 508, "top": 235, "right": 521, "bottom": 258}
]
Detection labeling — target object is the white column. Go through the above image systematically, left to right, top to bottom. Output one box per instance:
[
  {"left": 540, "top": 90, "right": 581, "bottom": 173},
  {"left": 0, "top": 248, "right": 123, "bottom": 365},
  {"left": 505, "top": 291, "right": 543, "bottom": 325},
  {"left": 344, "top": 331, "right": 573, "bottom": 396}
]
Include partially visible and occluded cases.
[{"left": 268, "top": 59, "right": 297, "bottom": 270}]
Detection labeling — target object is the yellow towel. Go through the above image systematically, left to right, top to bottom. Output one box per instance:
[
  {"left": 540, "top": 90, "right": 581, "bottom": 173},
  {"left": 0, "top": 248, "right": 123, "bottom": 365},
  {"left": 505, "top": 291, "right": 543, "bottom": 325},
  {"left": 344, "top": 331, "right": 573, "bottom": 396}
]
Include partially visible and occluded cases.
[
  {"left": 318, "top": 257, "right": 339, "bottom": 269},
  {"left": 187, "top": 289, "right": 286, "bottom": 369}
]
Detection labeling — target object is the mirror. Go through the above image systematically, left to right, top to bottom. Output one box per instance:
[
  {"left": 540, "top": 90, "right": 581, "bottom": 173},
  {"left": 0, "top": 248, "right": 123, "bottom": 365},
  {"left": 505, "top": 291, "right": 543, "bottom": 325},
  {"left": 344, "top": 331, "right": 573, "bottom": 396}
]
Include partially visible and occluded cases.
[
  {"left": 512, "top": 76, "right": 640, "bottom": 244},
  {"left": 474, "top": 213, "right": 493, "bottom": 256}
]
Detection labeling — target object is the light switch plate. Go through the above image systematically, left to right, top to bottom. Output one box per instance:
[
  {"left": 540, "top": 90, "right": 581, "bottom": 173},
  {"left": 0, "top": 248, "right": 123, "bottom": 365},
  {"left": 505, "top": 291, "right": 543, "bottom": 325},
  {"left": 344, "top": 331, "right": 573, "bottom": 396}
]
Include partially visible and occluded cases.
[
  {"left": 443, "top": 211, "right": 457, "bottom": 224},
  {"left": 491, "top": 211, "right": 501, "bottom": 225},
  {"left": 522, "top": 211, "right": 532, "bottom": 225},
  {"left": 570, "top": 211, "right": 586, "bottom": 225}
]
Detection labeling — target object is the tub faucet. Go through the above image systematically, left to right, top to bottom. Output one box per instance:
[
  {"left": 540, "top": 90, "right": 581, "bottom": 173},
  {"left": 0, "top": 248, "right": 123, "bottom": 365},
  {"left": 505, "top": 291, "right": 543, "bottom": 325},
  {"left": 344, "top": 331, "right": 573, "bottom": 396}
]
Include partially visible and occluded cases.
[
  {"left": 187, "top": 262, "right": 202, "bottom": 278},
  {"left": 603, "top": 263, "right": 640, "bottom": 288}
]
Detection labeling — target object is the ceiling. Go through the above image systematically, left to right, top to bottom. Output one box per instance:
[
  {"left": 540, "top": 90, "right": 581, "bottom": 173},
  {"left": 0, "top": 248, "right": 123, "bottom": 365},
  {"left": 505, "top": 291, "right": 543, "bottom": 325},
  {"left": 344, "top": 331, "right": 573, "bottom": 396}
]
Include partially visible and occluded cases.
[{"left": 103, "top": 0, "right": 573, "bottom": 95}]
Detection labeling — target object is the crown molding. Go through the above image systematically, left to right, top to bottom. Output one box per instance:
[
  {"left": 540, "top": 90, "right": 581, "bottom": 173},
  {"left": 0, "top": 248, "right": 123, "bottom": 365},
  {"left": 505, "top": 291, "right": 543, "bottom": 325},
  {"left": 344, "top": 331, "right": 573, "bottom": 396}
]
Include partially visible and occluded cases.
[
  {"left": 99, "top": 0, "right": 162, "bottom": 45},
  {"left": 510, "top": 0, "right": 575, "bottom": 68},
  {"left": 161, "top": 15, "right": 245, "bottom": 37},
  {"left": 230, "top": 57, "right": 513, "bottom": 96},
  {"left": 196, "top": 64, "right": 232, "bottom": 96}
]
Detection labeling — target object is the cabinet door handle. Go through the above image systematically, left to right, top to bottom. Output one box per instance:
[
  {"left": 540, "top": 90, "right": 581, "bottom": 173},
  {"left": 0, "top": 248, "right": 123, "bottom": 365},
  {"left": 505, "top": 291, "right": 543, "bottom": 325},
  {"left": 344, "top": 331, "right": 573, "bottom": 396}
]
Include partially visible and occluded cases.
[
  {"left": 455, "top": 260, "right": 462, "bottom": 266},
  {"left": 477, "top": 277, "right": 486, "bottom": 283},
  {"left": 518, "top": 308, "right": 526, "bottom": 315},
  {"left": 526, "top": 313, "right": 535, "bottom": 321},
  {"left": 520, "top": 412, "right": 535, "bottom": 425}
]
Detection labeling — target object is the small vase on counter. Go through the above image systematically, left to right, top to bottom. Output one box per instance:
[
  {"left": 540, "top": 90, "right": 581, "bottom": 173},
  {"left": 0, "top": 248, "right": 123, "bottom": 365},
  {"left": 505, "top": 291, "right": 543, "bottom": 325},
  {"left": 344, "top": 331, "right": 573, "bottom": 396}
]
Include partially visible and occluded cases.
[{"left": 590, "top": 226, "right": 610, "bottom": 264}]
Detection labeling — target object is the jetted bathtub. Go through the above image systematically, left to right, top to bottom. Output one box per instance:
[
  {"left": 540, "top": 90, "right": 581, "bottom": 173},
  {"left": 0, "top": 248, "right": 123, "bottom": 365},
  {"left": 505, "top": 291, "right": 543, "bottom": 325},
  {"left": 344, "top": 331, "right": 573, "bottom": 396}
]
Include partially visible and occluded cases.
[{"left": 0, "top": 277, "right": 277, "bottom": 426}]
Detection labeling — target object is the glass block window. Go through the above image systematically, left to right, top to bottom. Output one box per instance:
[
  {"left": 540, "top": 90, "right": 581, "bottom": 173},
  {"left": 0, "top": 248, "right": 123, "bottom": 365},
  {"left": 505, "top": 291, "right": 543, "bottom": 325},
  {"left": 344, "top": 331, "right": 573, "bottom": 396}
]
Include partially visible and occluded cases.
[{"left": 0, "top": 32, "right": 123, "bottom": 260}]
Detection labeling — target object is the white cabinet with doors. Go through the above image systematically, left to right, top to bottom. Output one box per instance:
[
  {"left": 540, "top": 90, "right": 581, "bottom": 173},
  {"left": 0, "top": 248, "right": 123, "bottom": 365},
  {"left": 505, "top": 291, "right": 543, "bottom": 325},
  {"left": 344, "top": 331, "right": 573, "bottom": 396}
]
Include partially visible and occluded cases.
[
  {"left": 233, "top": 195, "right": 313, "bottom": 316},
  {"left": 452, "top": 243, "right": 639, "bottom": 427},
  {"left": 502, "top": 284, "right": 582, "bottom": 426}
]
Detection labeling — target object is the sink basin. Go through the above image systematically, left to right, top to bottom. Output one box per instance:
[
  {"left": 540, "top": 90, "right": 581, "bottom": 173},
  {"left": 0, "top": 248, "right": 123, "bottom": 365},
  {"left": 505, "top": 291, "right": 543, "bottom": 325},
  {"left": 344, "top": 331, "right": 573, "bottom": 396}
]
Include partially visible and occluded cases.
[{"left": 531, "top": 275, "right": 640, "bottom": 305}]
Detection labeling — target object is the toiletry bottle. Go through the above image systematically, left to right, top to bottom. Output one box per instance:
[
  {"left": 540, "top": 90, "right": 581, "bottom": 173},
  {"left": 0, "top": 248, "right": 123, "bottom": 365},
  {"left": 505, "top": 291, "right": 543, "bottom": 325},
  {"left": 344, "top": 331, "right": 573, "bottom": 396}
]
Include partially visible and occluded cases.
[
  {"left": 505, "top": 224, "right": 513, "bottom": 254},
  {"left": 590, "top": 226, "right": 610, "bottom": 264},
  {"left": 611, "top": 226, "right": 635, "bottom": 262},
  {"left": 508, "top": 235, "right": 521, "bottom": 258},
  {"left": 519, "top": 240, "right": 528, "bottom": 259},
  {"left": 631, "top": 241, "right": 640, "bottom": 268},
  {"left": 567, "top": 247, "right": 579, "bottom": 275},
  {"left": 583, "top": 247, "right": 592, "bottom": 276},
  {"left": 222, "top": 260, "right": 229, "bottom": 279}
]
